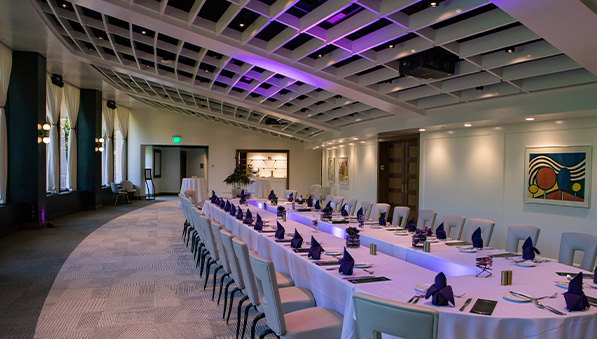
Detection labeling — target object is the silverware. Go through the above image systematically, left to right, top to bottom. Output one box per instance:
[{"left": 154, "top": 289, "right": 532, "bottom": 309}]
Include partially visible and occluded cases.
[
  {"left": 510, "top": 291, "right": 566, "bottom": 316},
  {"left": 407, "top": 295, "right": 417, "bottom": 303},
  {"left": 412, "top": 295, "right": 422, "bottom": 304},
  {"left": 459, "top": 298, "right": 472, "bottom": 312}
]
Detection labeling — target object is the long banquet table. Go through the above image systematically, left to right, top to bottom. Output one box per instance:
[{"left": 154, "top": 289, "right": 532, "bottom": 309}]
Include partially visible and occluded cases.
[
  {"left": 179, "top": 177, "right": 208, "bottom": 208},
  {"left": 202, "top": 200, "right": 597, "bottom": 339}
]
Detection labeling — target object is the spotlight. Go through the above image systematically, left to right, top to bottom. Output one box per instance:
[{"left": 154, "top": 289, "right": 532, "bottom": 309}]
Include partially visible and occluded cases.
[
  {"left": 429, "top": 1, "right": 439, "bottom": 7},
  {"left": 239, "top": 23, "right": 245, "bottom": 27},
  {"left": 141, "top": 30, "right": 147, "bottom": 35},
  {"left": 388, "top": 44, "right": 394, "bottom": 49},
  {"left": 505, "top": 47, "right": 515, "bottom": 54},
  {"left": 317, "top": 54, "right": 323, "bottom": 58},
  {"left": 476, "top": 86, "right": 484, "bottom": 91},
  {"left": 525, "top": 117, "right": 535, "bottom": 121},
  {"left": 464, "top": 123, "right": 472, "bottom": 127},
  {"left": 419, "top": 128, "right": 426, "bottom": 132}
]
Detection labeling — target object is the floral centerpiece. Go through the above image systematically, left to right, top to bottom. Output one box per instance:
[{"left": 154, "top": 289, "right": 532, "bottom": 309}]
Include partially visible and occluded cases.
[
  {"left": 224, "top": 165, "right": 251, "bottom": 199},
  {"left": 277, "top": 206, "right": 286, "bottom": 218},
  {"left": 321, "top": 206, "right": 333, "bottom": 220},
  {"left": 357, "top": 213, "right": 365, "bottom": 228},
  {"left": 312, "top": 219, "right": 319, "bottom": 232},
  {"left": 346, "top": 226, "right": 360, "bottom": 248},
  {"left": 412, "top": 228, "right": 427, "bottom": 248}
]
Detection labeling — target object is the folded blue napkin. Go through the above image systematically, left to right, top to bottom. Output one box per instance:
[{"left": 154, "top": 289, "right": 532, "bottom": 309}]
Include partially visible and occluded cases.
[
  {"left": 240, "top": 189, "right": 245, "bottom": 198},
  {"left": 268, "top": 190, "right": 275, "bottom": 200},
  {"left": 210, "top": 191, "right": 217, "bottom": 203},
  {"left": 288, "top": 192, "right": 293, "bottom": 202},
  {"left": 298, "top": 196, "right": 303, "bottom": 204},
  {"left": 307, "top": 196, "right": 313, "bottom": 207},
  {"left": 220, "top": 199, "right": 226, "bottom": 209},
  {"left": 224, "top": 200, "right": 231, "bottom": 212},
  {"left": 314, "top": 200, "right": 321, "bottom": 210},
  {"left": 325, "top": 201, "right": 331, "bottom": 209},
  {"left": 230, "top": 204, "right": 236, "bottom": 216},
  {"left": 340, "top": 204, "right": 348, "bottom": 217},
  {"left": 236, "top": 207, "right": 243, "bottom": 220},
  {"left": 356, "top": 207, "right": 363, "bottom": 219},
  {"left": 243, "top": 209, "right": 253, "bottom": 224},
  {"left": 379, "top": 212, "right": 386, "bottom": 226},
  {"left": 254, "top": 213, "right": 263, "bottom": 231},
  {"left": 407, "top": 217, "right": 416, "bottom": 232},
  {"left": 275, "top": 221, "right": 285, "bottom": 240},
  {"left": 435, "top": 222, "right": 446, "bottom": 240},
  {"left": 472, "top": 227, "right": 483, "bottom": 249},
  {"left": 290, "top": 229, "right": 303, "bottom": 249},
  {"left": 308, "top": 236, "right": 324, "bottom": 260},
  {"left": 522, "top": 236, "right": 540, "bottom": 260},
  {"left": 338, "top": 247, "right": 354, "bottom": 275},
  {"left": 594, "top": 267, "right": 597, "bottom": 284},
  {"left": 425, "top": 272, "right": 455, "bottom": 306},
  {"left": 564, "top": 272, "right": 590, "bottom": 311}
]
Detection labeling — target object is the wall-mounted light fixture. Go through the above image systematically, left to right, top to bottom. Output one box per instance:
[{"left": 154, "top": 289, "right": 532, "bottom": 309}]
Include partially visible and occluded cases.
[
  {"left": 50, "top": 74, "right": 64, "bottom": 88},
  {"left": 106, "top": 100, "right": 117, "bottom": 110},
  {"left": 38, "top": 123, "right": 50, "bottom": 144},
  {"left": 95, "top": 138, "right": 104, "bottom": 152}
]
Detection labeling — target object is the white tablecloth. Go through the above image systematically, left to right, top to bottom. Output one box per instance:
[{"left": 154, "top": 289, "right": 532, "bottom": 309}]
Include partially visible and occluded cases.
[
  {"left": 179, "top": 178, "right": 208, "bottom": 208},
  {"left": 247, "top": 178, "right": 272, "bottom": 198},
  {"left": 203, "top": 200, "right": 597, "bottom": 339}
]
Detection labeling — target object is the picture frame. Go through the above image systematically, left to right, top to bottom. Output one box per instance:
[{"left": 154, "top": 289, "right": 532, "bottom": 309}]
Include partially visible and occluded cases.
[
  {"left": 524, "top": 146, "right": 592, "bottom": 208},
  {"left": 153, "top": 149, "right": 162, "bottom": 178},
  {"left": 327, "top": 157, "right": 335, "bottom": 182},
  {"left": 338, "top": 157, "right": 349, "bottom": 185},
  {"left": 144, "top": 168, "right": 152, "bottom": 180}
]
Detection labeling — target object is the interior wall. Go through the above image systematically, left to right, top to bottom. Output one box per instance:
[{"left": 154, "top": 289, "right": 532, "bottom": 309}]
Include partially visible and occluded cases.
[
  {"left": 128, "top": 107, "right": 321, "bottom": 197},
  {"left": 420, "top": 116, "right": 597, "bottom": 260},
  {"left": 186, "top": 148, "right": 206, "bottom": 178}
]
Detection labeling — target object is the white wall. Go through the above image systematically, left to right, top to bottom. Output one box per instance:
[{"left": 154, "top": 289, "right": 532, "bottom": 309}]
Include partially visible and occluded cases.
[
  {"left": 127, "top": 107, "right": 321, "bottom": 197},
  {"left": 421, "top": 117, "right": 597, "bottom": 260},
  {"left": 186, "top": 148, "right": 206, "bottom": 178}
]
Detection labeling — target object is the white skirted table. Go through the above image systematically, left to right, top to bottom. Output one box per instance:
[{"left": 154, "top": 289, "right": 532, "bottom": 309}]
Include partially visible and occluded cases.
[
  {"left": 179, "top": 177, "right": 208, "bottom": 208},
  {"left": 247, "top": 178, "right": 271, "bottom": 198},
  {"left": 202, "top": 199, "right": 597, "bottom": 339}
]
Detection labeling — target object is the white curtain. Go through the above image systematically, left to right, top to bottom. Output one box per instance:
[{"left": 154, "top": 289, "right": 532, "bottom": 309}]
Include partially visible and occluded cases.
[
  {"left": 0, "top": 43, "right": 12, "bottom": 203},
  {"left": 46, "top": 74, "right": 62, "bottom": 193},
  {"left": 62, "top": 83, "right": 79, "bottom": 191},
  {"left": 101, "top": 101, "right": 115, "bottom": 186},
  {"left": 116, "top": 106, "right": 130, "bottom": 181}
]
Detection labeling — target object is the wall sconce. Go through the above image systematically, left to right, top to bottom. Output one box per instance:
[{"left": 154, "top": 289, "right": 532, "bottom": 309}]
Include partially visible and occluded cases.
[
  {"left": 38, "top": 123, "right": 50, "bottom": 144},
  {"left": 95, "top": 138, "right": 104, "bottom": 152}
]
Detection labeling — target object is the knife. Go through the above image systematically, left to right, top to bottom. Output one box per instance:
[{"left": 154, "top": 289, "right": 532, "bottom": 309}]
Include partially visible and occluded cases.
[{"left": 459, "top": 298, "right": 472, "bottom": 312}]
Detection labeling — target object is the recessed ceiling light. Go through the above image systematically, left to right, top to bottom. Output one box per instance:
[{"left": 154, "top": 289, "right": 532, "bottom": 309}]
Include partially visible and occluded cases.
[
  {"left": 429, "top": 1, "right": 439, "bottom": 7},
  {"left": 62, "top": 3, "right": 67, "bottom": 8},
  {"left": 239, "top": 23, "right": 245, "bottom": 27},
  {"left": 141, "top": 30, "right": 147, "bottom": 35},
  {"left": 98, "top": 36, "right": 103, "bottom": 40},
  {"left": 388, "top": 44, "right": 394, "bottom": 49},
  {"left": 505, "top": 47, "right": 515, "bottom": 54},
  {"left": 317, "top": 54, "right": 323, "bottom": 58},
  {"left": 160, "top": 59, "right": 171, "bottom": 65},
  {"left": 476, "top": 86, "right": 484, "bottom": 91},
  {"left": 525, "top": 117, "right": 535, "bottom": 121},
  {"left": 555, "top": 120, "right": 564, "bottom": 124},
  {"left": 464, "top": 123, "right": 472, "bottom": 127},
  {"left": 419, "top": 128, "right": 425, "bottom": 132},
  {"left": 447, "top": 130, "right": 454, "bottom": 134},
  {"left": 353, "top": 137, "right": 358, "bottom": 140},
  {"left": 339, "top": 140, "right": 343, "bottom": 143},
  {"left": 360, "top": 141, "right": 365, "bottom": 144},
  {"left": 328, "top": 142, "right": 332, "bottom": 145},
  {"left": 321, "top": 143, "right": 325, "bottom": 146},
  {"left": 332, "top": 146, "right": 337, "bottom": 149}
]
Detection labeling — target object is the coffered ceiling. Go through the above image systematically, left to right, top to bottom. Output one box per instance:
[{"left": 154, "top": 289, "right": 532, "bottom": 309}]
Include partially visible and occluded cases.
[{"left": 27, "top": 0, "right": 597, "bottom": 142}]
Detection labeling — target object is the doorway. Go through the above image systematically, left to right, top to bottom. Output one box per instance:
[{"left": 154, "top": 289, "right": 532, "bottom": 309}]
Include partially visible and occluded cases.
[
  {"left": 378, "top": 135, "right": 420, "bottom": 221},
  {"left": 180, "top": 150, "right": 187, "bottom": 188}
]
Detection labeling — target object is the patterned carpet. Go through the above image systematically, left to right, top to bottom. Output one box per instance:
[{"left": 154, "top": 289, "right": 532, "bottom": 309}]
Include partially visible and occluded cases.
[{"left": 33, "top": 199, "right": 264, "bottom": 339}]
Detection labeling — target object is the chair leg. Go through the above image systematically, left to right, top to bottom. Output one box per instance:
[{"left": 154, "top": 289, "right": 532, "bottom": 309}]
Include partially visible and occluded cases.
[
  {"left": 199, "top": 250, "right": 208, "bottom": 274},
  {"left": 204, "top": 259, "right": 214, "bottom": 290},
  {"left": 212, "top": 265, "right": 223, "bottom": 300},
  {"left": 218, "top": 273, "right": 230, "bottom": 305},
  {"left": 222, "top": 280, "right": 234, "bottom": 319},
  {"left": 227, "top": 288, "right": 241, "bottom": 324},
  {"left": 235, "top": 296, "right": 249, "bottom": 336},
  {"left": 239, "top": 302, "right": 254, "bottom": 339},
  {"left": 251, "top": 313, "right": 265, "bottom": 339},
  {"left": 259, "top": 327, "right": 275, "bottom": 339}
]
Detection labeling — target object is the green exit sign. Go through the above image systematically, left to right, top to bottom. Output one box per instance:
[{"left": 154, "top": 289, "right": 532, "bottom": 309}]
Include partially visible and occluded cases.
[{"left": 172, "top": 136, "right": 181, "bottom": 143}]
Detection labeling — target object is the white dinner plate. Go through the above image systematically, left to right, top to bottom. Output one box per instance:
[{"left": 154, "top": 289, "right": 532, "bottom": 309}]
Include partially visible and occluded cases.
[
  {"left": 369, "top": 225, "right": 383, "bottom": 229},
  {"left": 394, "top": 231, "right": 408, "bottom": 236},
  {"left": 427, "top": 236, "right": 437, "bottom": 241},
  {"left": 426, "top": 239, "right": 439, "bottom": 243},
  {"left": 305, "top": 241, "right": 322, "bottom": 246},
  {"left": 458, "top": 246, "right": 479, "bottom": 253},
  {"left": 324, "top": 249, "right": 343, "bottom": 256},
  {"left": 514, "top": 261, "right": 536, "bottom": 268},
  {"left": 354, "top": 262, "right": 373, "bottom": 269},
  {"left": 555, "top": 281, "right": 569, "bottom": 289},
  {"left": 414, "top": 283, "right": 431, "bottom": 293},
  {"left": 502, "top": 292, "right": 532, "bottom": 303}
]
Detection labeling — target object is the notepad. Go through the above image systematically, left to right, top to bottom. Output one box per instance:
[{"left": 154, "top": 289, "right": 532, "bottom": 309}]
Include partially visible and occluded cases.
[
  {"left": 347, "top": 276, "right": 391, "bottom": 284},
  {"left": 469, "top": 299, "right": 497, "bottom": 316}
]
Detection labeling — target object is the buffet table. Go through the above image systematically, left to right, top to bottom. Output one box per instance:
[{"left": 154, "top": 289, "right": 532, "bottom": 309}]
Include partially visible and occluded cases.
[
  {"left": 179, "top": 177, "right": 208, "bottom": 208},
  {"left": 246, "top": 178, "right": 271, "bottom": 198},
  {"left": 203, "top": 200, "right": 597, "bottom": 339}
]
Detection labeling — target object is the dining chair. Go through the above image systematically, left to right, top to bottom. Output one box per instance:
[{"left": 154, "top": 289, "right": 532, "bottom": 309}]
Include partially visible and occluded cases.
[
  {"left": 122, "top": 180, "right": 137, "bottom": 200},
  {"left": 110, "top": 182, "right": 129, "bottom": 205},
  {"left": 308, "top": 184, "right": 321, "bottom": 196},
  {"left": 321, "top": 186, "right": 331, "bottom": 197},
  {"left": 232, "top": 188, "right": 242, "bottom": 198},
  {"left": 184, "top": 189, "right": 197, "bottom": 207},
  {"left": 284, "top": 190, "right": 297, "bottom": 201},
  {"left": 313, "top": 193, "right": 322, "bottom": 203},
  {"left": 324, "top": 194, "right": 334, "bottom": 207},
  {"left": 331, "top": 196, "right": 344, "bottom": 213},
  {"left": 345, "top": 198, "right": 358, "bottom": 215},
  {"left": 360, "top": 201, "right": 373, "bottom": 220},
  {"left": 372, "top": 203, "right": 390, "bottom": 221},
  {"left": 391, "top": 206, "right": 410, "bottom": 228},
  {"left": 416, "top": 210, "right": 437, "bottom": 230},
  {"left": 199, "top": 215, "right": 223, "bottom": 291},
  {"left": 441, "top": 215, "right": 466, "bottom": 240},
  {"left": 463, "top": 218, "right": 495, "bottom": 245},
  {"left": 211, "top": 222, "right": 233, "bottom": 302},
  {"left": 506, "top": 224, "right": 540, "bottom": 253},
  {"left": 219, "top": 229, "right": 247, "bottom": 331},
  {"left": 558, "top": 232, "right": 597, "bottom": 271},
  {"left": 233, "top": 238, "right": 317, "bottom": 339},
  {"left": 249, "top": 251, "right": 343, "bottom": 339},
  {"left": 352, "top": 292, "right": 438, "bottom": 339}
]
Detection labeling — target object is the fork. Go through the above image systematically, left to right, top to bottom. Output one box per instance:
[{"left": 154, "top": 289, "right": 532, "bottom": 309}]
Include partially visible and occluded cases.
[{"left": 533, "top": 299, "right": 565, "bottom": 316}]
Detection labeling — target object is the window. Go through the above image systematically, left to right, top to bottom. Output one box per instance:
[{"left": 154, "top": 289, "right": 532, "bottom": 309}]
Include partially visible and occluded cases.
[
  {"left": 59, "top": 110, "right": 69, "bottom": 191},
  {"left": 114, "top": 128, "right": 122, "bottom": 183}
]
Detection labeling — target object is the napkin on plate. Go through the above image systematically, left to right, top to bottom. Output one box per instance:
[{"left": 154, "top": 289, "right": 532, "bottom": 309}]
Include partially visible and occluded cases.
[
  {"left": 240, "top": 189, "right": 245, "bottom": 198},
  {"left": 268, "top": 190, "right": 275, "bottom": 200},
  {"left": 288, "top": 192, "right": 294, "bottom": 202},
  {"left": 298, "top": 195, "right": 303, "bottom": 204},
  {"left": 307, "top": 196, "right": 313, "bottom": 207},
  {"left": 220, "top": 199, "right": 226, "bottom": 209},
  {"left": 224, "top": 200, "right": 231, "bottom": 212},
  {"left": 314, "top": 200, "right": 321, "bottom": 210},
  {"left": 325, "top": 200, "right": 332, "bottom": 209},
  {"left": 229, "top": 204, "right": 236, "bottom": 216},
  {"left": 340, "top": 204, "right": 349, "bottom": 217},
  {"left": 236, "top": 207, "right": 243, "bottom": 220},
  {"left": 356, "top": 207, "right": 363, "bottom": 219},
  {"left": 243, "top": 209, "right": 253, "bottom": 225},
  {"left": 379, "top": 212, "right": 386, "bottom": 226},
  {"left": 254, "top": 213, "right": 263, "bottom": 231},
  {"left": 407, "top": 217, "right": 416, "bottom": 232},
  {"left": 275, "top": 221, "right": 285, "bottom": 240},
  {"left": 435, "top": 222, "right": 446, "bottom": 240},
  {"left": 472, "top": 227, "right": 483, "bottom": 249},
  {"left": 290, "top": 229, "right": 303, "bottom": 249},
  {"left": 308, "top": 236, "right": 324, "bottom": 260},
  {"left": 522, "top": 236, "right": 540, "bottom": 260},
  {"left": 338, "top": 247, "right": 354, "bottom": 275},
  {"left": 594, "top": 266, "right": 597, "bottom": 284},
  {"left": 425, "top": 272, "right": 455, "bottom": 306},
  {"left": 564, "top": 272, "right": 590, "bottom": 311}
]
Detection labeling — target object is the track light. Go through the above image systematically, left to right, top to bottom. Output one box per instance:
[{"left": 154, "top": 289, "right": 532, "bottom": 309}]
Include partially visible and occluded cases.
[{"left": 505, "top": 47, "right": 515, "bottom": 54}]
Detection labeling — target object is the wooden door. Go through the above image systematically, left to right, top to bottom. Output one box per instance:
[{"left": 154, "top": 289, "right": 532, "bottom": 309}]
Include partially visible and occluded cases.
[{"left": 378, "top": 135, "right": 419, "bottom": 221}]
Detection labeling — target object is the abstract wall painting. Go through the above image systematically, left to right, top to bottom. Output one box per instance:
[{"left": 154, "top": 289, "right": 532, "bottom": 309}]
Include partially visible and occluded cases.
[
  {"left": 524, "top": 146, "right": 592, "bottom": 208},
  {"left": 328, "top": 157, "right": 335, "bottom": 182},
  {"left": 338, "top": 157, "right": 349, "bottom": 185}
]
